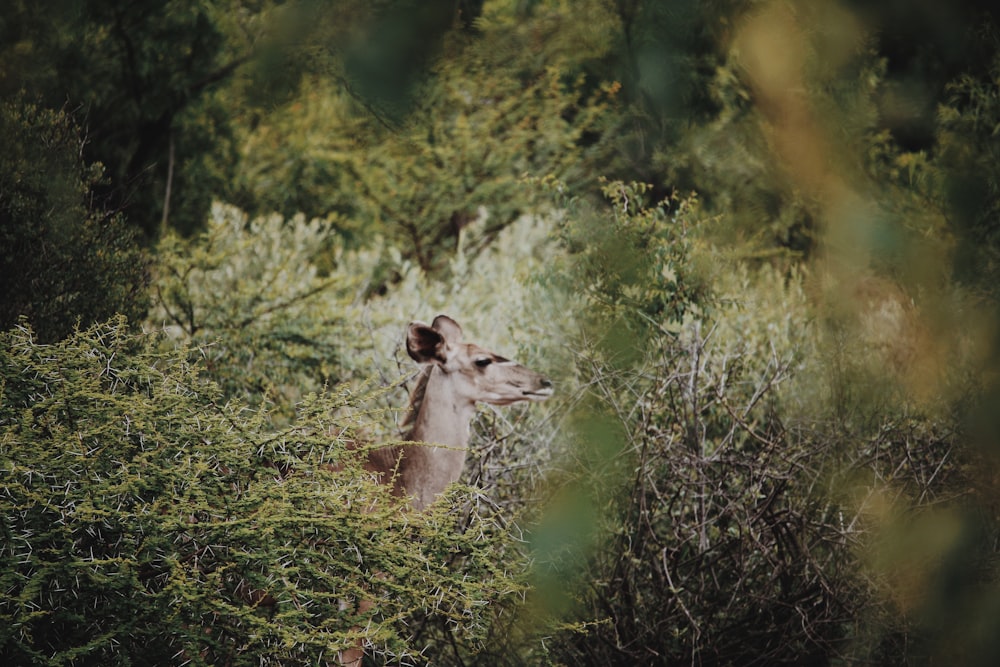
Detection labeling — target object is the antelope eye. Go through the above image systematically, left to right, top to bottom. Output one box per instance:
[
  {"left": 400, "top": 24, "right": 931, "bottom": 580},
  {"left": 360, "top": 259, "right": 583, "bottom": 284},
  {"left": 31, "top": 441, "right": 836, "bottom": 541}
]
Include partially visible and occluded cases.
[{"left": 474, "top": 357, "right": 493, "bottom": 368}]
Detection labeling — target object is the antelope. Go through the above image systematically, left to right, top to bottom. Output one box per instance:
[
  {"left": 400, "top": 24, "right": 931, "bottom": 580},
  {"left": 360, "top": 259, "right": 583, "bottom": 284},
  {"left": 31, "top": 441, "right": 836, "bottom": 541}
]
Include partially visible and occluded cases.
[{"left": 340, "top": 314, "right": 553, "bottom": 664}]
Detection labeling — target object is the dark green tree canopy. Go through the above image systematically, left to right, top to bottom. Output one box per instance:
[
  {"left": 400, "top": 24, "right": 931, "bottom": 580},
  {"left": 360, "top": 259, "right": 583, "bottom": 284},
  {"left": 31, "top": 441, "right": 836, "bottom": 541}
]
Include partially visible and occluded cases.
[
  {"left": 1, "top": 0, "right": 246, "bottom": 237},
  {"left": 0, "top": 99, "right": 148, "bottom": 342}
]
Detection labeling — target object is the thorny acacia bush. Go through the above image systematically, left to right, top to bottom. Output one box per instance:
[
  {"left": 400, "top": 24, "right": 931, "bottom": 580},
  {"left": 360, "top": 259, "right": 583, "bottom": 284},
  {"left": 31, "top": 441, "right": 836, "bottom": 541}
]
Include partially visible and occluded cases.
[{"left": 0, "top": 319, "right": 539, "bottom": 666}]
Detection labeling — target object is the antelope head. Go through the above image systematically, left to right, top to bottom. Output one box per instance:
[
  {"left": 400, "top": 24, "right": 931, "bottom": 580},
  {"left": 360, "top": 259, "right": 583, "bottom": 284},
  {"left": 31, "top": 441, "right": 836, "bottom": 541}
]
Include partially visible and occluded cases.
[{"left": 406, "top": 315, "right": 554, "bottom": 406}]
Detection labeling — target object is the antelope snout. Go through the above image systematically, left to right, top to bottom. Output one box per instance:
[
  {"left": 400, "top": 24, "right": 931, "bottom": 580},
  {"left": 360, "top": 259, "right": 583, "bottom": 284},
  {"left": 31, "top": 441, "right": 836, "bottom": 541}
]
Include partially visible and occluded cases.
[{"left": 524, "top": 376, "right": 554, "bottom": 400}]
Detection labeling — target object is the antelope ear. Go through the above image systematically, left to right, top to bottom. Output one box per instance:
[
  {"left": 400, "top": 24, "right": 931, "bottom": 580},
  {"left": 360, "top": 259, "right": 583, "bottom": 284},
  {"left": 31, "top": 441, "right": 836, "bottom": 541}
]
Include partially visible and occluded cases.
[
  {"left": 431, "top": 315, "right": 463, "bottom": 343},
  {"left": 406, "top": 321, "right": 447, "bottom": 364}
]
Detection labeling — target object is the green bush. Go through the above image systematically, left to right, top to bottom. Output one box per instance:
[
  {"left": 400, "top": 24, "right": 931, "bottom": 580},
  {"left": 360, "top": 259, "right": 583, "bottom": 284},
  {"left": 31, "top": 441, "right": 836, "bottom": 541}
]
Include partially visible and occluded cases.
[
  {"left": 148, "top": 203, "right": 363, "bottom": 419},
  {"left": 0, "top": 319, "right": 539, "bottom": 665}
]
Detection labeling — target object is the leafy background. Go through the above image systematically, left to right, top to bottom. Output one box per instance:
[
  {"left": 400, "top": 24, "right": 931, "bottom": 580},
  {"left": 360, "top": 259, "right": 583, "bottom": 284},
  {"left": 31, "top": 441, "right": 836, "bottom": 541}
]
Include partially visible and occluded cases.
[{"left": 3, "top": 0, "right": 1000, "bottom": 664}]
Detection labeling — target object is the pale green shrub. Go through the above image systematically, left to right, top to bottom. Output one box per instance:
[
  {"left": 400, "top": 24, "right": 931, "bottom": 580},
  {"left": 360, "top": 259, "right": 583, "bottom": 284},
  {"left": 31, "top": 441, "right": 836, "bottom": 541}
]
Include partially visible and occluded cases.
[{"left": 144, "top": 199, "right": 575, "bottom": 663}]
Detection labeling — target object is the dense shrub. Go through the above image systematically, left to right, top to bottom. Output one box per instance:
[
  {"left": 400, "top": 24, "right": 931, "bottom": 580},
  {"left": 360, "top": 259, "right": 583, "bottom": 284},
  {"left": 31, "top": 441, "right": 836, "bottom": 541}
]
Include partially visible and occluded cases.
[
  {"left": 508, "top": 182, "right": 993, "bottom": 665},
  {"left": 505, "top": 184, "right": 848, "bottom": 663},
  {"left": 0, "top": 318, "right": 544, "bottom": 665}
]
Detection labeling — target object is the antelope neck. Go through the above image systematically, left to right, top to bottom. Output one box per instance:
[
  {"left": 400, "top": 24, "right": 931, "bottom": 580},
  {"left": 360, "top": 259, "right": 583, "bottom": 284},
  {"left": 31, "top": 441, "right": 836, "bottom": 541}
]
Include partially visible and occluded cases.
[{"left": 399, "top": 365, "right": 476, "bottom": 510}]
